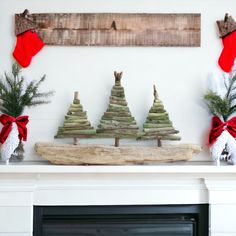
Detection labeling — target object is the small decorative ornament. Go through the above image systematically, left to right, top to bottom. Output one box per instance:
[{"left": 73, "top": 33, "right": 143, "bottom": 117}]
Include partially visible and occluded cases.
[{"left": 0, "top": 114, "right": 28, "bottom": 164}]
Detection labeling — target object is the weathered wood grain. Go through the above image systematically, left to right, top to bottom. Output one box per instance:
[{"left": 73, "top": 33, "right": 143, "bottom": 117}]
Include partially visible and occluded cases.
[
  {"left": 15, "top": 13, "right": 201, "bottom": 46},
  {"left": 34, "top": 142, "right": 201, "bottom": 165}
]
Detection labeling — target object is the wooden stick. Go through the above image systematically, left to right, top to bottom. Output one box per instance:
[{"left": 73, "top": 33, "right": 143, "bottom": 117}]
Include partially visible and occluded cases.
[
  {"left": 153, "top": 84, "right": 158, "bottom": 100},
  {"left": 74, "top": 91, "right": 79, "bottom": 100},
  {"left": 73, "top": 137, "right": 79, "bottom": 145},
  {"left": 115, "top": 137, "right": 120, "bottom": 147},
  {"left": 157, "top": 137, "right": 162, "bottom": 147}
]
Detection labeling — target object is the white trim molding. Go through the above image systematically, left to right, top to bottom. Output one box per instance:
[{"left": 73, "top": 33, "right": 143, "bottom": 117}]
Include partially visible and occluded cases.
[{"left": 0, "top": 163, "right": 236, "bottom": 236}]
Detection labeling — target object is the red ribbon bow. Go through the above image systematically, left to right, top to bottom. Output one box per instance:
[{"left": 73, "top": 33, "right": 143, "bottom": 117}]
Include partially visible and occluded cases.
[
  {"left": 0, "top": 114, "right": 29, "bottom": 144},
  {"left": 209, "top": 116, "right": 236, "bottom": 145}
]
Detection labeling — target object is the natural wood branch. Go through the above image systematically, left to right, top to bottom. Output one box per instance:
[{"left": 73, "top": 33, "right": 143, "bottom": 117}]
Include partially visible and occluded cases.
[
  {"left": 153, "top": 85, "right": 158, "bottom": 100},
  {"left": 74, "top": 91, "right": 79, "bottom": 100},
  {"left": 115, "top": 137, "right": 120, "bottom": 147},
  {"left": 157, "top": 137, "right": 162, "bottom": 147}
]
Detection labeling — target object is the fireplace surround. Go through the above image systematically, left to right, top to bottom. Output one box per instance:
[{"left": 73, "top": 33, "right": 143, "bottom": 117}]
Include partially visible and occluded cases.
[{"left": 0, "top": 163, "right": 236, "bottom": 236}]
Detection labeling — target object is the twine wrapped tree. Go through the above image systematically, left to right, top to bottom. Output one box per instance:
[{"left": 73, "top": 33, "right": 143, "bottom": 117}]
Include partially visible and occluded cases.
[
  {"left": 96, "top": 71, "right": 139, "bottom": 147},
  {"left": 141, "top": 85, "right": 181, "bottom": 146},
  {"left": 55, "top": 91, "right": 96, "bottom": 144}
]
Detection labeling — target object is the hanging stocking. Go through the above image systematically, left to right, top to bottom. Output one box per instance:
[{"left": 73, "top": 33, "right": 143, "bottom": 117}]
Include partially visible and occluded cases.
[
  {"left": 13, "top": 10, "right": 44, "bottom": 68},
  {"left": 217, "top": 14, "right": 236, "bottom": 73},
  {"left": 13, "top": 31, "right": 44, "bottom": 68},
  {"left": 218, "top": 31, "right": 236, "bottom": 72}
]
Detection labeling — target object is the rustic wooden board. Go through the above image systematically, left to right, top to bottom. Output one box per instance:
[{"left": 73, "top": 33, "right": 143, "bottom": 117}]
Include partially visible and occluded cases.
[
  {"left": 16, "top": 13, "right": 201, "bottom": 46},
  {"left": 34, "top": 142, "right": 201, "bottom": 165}
]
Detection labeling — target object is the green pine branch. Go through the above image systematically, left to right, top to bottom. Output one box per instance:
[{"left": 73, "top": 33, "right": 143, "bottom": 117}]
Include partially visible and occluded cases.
[
  {"left": 0, "top": 63, "right": 54, "bottom": 117},
  {"left": 204, "top": 73, "right": 236, "bottom": 121},
  {"left": 226, "top": 73, "right": 236, "bottom": 99}
]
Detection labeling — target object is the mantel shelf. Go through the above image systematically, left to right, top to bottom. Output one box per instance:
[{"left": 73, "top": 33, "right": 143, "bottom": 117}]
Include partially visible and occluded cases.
[{"left": 0, "top": 161, "right": 236, "bottom": 175}]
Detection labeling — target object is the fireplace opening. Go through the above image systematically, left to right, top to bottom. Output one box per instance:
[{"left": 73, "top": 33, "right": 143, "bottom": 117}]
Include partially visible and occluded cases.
[{"left": 34, "top": 204, "right": 208, "bottom": 236}]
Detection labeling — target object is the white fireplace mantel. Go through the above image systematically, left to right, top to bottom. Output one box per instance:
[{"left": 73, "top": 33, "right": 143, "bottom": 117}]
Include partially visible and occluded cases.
[{"left": 1, "top": 162, "right": 236, "bottom": 236}]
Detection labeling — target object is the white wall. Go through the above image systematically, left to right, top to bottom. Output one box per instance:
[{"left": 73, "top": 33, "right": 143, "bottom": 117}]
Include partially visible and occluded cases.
[{"left": 0, "top": 0, "right": 234, "bottom": 161}]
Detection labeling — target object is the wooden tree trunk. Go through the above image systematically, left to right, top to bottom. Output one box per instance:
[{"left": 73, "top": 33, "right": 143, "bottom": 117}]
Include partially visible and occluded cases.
[
  {"left": 73, "top": 137, "right": 79, "bottom": 145},
  {"left": 115, "top": 137, "right": 120, "bottom": 147},
  {"left": 157, "top": 137, "right": 162, "bottom": 147}
]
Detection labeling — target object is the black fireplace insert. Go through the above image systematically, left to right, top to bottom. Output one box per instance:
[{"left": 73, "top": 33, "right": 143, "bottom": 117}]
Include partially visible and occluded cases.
[{"left": 34, "top": 204, "right": 208, "bottom": 236}]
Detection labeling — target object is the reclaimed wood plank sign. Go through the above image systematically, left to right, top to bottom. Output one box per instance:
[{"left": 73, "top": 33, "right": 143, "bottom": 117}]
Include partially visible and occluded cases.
[{"left": 15, "top": 12, "right": 201, "bottom": 47}]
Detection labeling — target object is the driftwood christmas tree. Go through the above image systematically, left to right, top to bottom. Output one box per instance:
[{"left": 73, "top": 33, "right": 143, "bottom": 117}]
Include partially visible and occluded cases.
[
  {"left": 96, "top": 71, "right": 139, "bottom": 147},
  {"left": 35, "top": 80, "right": 201, "bottom": 164},
  {"left": 141, "top": 85, "right": 181, "bottom": 146},
  {"left": 55, "top": 91, "right": 96, "bottom": 144}
]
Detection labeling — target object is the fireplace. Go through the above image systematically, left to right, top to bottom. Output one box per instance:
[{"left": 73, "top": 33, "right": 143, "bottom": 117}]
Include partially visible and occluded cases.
[
  {"left": 1, "top": 164, "right": 236, "bottom": 235},
  {"left": 33, "top": 205, "right": 208, "bottom": 236}
]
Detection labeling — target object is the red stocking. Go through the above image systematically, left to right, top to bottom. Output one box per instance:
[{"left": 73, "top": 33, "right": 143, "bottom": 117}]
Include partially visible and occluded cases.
[
  {"left": 218, "top": 30, "right": 236, "bottom": 73},
  {"left": 13, "top": 31, "right": 44, "bottom": 68}
]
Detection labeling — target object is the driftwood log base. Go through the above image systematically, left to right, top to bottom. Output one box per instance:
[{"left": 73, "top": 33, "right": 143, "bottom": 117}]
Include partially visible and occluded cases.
[{"left": 34, "top": 143, "right": 201, "bottom": 165}]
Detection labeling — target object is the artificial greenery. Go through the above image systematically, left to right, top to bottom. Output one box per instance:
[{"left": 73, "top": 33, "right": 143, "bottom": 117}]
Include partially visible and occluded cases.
[
  {"left": 0, "top": 63, "right": 54, "bottom": 117},
  {"left": 204, "top": 73, "right": 236, "bottom": 121}
]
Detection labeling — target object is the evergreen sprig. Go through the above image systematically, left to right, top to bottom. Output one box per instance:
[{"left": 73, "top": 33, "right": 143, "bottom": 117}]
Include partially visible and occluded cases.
[
  {"left": 0, "top": 63, "right": 54, "bottom": 117},
  {"left": 204, "top": 73, "right": 236, "bottom": 121}
]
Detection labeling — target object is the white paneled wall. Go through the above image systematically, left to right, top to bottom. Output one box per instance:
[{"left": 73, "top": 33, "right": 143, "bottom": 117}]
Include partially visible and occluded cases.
[
  {"left": 0, "top": 0, "right": 236, "bottom": 161},
  {"left": 0, "top": 187, "right": 33, "bottom": 236}
]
